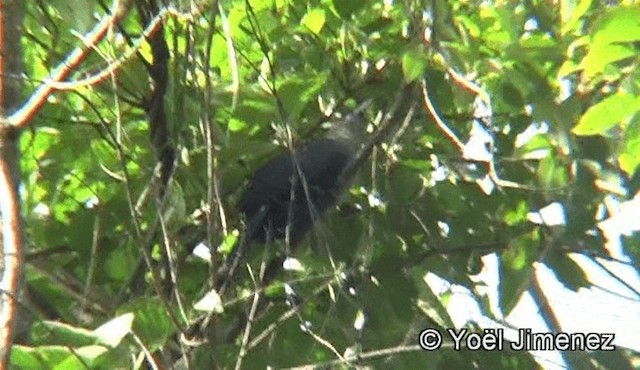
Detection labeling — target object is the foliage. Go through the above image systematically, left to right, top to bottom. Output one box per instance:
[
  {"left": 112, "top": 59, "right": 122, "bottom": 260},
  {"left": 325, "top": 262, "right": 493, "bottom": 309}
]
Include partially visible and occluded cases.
[{"left": 10, "top": 0, "right": 640, "bottom": 368}]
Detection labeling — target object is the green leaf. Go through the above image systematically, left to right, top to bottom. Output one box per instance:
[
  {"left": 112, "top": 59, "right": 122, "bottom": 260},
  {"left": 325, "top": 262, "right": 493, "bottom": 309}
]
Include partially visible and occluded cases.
[
  {"left": 51, "top": 0, "right": 96, "bottom": 33},
  {"left": 331, "top": 0, "right": 366, "bottom": 19},
  {"left": 561, "top": 0, "right": 593, "bottom": 36},
  {"left": 578, "top": 7, "right": 640, "bottom": 77},
  {"left": 592, "top": 7, "right": 640, "bottom": 45},
  {"left": 301, "top": 8, "right": 326, "bottom": 35},
  {"left": 579, "top": 43, "right": 637, "bottom": 78},
  {"left": 402, "top": 48, "right": 428, "bottom": 82},
  {"left": 277, "top": 73, "right": 327, "bottom": 119},
  {"left": 501, "top": 82, "right": 525, "bottom": 108},
  {"left": 572, "top": 92, "right": 640, "bottom": 135},
  {"left": 619, "top": 116, "right": 640, "bottom": 177},
  {"left": 228, "top": 118, "right": 247, "bottom": 132},
  {"left": 513, "top": 134, "right": 552, "bottom": 159},
  {"left": 537, "top": 155, "right": 569, "bottom": 189},
  {"left": 401, "top": 158, "right": 432, "bottom": 171},
  {"left": 503, "top": 201, "right": 529, "bottom": 226},
  {"left": 218, "top": 229, "right": 239, "bottom": 255},
  {"left": 499, "top": 232, "right": 540, "bottom": 315},
  {"left": 105, "top": 247, "right": 136, "bottom": 281},
  {"left": 544, "top": 251, "right": 589, "bottom": 291},
  {"left": 413, "top": 269, "right": 455, "bottom": 329},
  {"left": 119, "top": 298, "right": 173, "bottom": 351},
  {"left": 32, "top": 321, "right": 97, "bottom": 347},
  {"left": 10, "top": 345, "right": 107, "bottom": 369},
  {"left": 10, "top": 345, "right": 52, "bottom": 370},
  {"left": 57, "top": 345, "right": 109, "bottom": 368}
]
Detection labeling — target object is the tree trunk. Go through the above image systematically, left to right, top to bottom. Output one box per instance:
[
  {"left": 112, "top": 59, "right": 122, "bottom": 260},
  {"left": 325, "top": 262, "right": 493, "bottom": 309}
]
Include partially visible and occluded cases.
[{"left": 0, "top": 0, "right": 26, "bottom": 368}]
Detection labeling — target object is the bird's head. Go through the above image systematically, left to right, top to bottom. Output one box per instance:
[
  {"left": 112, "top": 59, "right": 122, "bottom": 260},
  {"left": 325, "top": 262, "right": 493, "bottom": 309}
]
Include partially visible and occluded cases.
[{"left": 323, "top": 99, "right": 372, "bottom": 143}]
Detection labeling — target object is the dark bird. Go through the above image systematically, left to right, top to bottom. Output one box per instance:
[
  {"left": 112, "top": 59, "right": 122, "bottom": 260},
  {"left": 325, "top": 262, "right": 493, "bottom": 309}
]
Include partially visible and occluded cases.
[
  {"left": 219, "top": 101, "right": 370, "bottom": 292},
  {"left": 239, "top": 102, "right": 369, "bottom": 245},
  {"left": 240, "top": 136, "right": 355, "bottom": 244}
]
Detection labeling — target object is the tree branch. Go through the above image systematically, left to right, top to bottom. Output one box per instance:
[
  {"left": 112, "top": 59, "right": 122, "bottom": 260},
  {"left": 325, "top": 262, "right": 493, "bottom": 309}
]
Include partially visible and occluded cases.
[{"left": 0, "top": 0, "right": 26, "bottom": 367}]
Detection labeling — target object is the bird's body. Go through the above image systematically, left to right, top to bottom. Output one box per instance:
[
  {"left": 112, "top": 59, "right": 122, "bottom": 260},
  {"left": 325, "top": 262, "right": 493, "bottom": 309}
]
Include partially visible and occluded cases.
[
  {"left": 217, "top": 102, "right": 369, "bottom": 294},
  {"left": 239, "top": 137, "right": 355, "bottom": 244}
]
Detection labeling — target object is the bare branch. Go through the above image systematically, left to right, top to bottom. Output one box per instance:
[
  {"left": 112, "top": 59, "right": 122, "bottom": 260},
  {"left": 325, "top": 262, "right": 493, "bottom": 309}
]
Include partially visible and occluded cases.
[{"left": 7, "top": 2, "right": 132, "bottom": 128}]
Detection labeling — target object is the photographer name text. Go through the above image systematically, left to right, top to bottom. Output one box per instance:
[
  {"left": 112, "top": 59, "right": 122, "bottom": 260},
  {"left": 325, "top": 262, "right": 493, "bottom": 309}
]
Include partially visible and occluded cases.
[{"left": 418, "top": 328, "right": 615, "bottom": 351}]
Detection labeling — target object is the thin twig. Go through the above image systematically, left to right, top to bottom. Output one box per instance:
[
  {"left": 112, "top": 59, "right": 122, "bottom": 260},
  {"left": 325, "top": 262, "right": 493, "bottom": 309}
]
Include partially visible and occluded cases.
[
  {"left": 7, "top": 1, "right": 131, "bottom": 128},
  {"left": 7, "top": 4, "right": 205, "bottom": 129},
  {"left": 421, "top": 78, "right": 464, "bottom": 151},
  {"left": 421, "top": 78, "right": 533, "bottom": 190},
  {"left": 235, "top": 289, "right": 262, "bottom": 370}
]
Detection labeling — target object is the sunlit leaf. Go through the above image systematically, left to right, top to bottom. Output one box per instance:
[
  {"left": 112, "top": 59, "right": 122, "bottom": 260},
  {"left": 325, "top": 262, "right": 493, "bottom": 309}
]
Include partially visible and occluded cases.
[
  {"left": 561, "top": 0, "right": 593, "bottom": 36},
  {"left": 578, "top": 7, "right": 640, "bottom": 77},
  {"left": 592, "top": 7, "right": 640, "bottom": 45},
  {"left": 301, "top": 8, "right": 326, "bottom": 35},
  {"left": 579, "top": 43, "right": 637, "bottom": 78},
  {"left": 402, "top": 48, "right": 428, "bottom": 82},
  {"left": 572, "top": 92, "right": 640, "bottom": 135},
  {"left": 194, "top": 289, "right": 224, "bottom": 313},
  {"left": 94, "top": 313, "right": 134, "bottom": 348},
  {"left": 33, "top": 321, "right": 96, "bottom": 347}
]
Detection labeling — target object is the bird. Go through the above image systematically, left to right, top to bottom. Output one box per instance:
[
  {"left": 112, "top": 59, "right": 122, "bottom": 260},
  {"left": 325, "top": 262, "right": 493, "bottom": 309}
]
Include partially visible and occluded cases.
[
  {"left": 218, "top": 101, "right": 370, "bottom": 292},
  {"left": 240, "top": 101, "right": 370, "bottom": 245}
]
